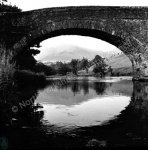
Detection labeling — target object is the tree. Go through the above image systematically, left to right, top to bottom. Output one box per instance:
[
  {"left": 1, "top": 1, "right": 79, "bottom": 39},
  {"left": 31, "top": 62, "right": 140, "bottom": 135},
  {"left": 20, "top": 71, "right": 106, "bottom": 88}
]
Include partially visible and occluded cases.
[
  {"left": 0, "top": 0, "right": 21, "bottom": 12},
  {"left": 0, "top": 0, "right": 7, "bottom": 4},
  {"left": 15, "top": 49, "right": 40, "bottom": 70},
  {"left": 93, "top": 55, "right": 108, "bottom": 77},
  {"left": 93, "top": 55, "right": 102, "bottom": 64},
  {"left": 80, "top": 57, "right": 89, "bottom": 73},
  {"left": 70, "top": 59, "right": 79, "bottom": 75},
  {"left": 35, "top": 62, "right": 56, "bottom": 75},
  {"left": 57, "top": 62, "right": 71, "bottom": 75},
  {"left": 108, "top": 66, "right": 113, "bottom": 76}
]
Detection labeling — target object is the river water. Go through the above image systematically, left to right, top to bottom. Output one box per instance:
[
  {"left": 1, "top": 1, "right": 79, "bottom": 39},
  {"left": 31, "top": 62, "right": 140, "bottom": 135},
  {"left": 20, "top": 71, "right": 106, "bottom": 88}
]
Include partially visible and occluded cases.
[
  {"left": 2, "top": 76, "right": 148, "bottom": 148},
  {"left": 36, "top": 76, "right": 132, "bottom": 128}
]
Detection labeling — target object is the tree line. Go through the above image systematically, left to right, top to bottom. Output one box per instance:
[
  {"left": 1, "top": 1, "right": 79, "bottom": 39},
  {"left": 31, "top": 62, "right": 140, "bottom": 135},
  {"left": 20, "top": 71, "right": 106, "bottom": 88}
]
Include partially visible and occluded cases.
[
  {"left": 0, "top": 0, "right": 22, "bottom": 12},
  {"left": 33, "top": 55, "right": 112, "bottom": 77}
]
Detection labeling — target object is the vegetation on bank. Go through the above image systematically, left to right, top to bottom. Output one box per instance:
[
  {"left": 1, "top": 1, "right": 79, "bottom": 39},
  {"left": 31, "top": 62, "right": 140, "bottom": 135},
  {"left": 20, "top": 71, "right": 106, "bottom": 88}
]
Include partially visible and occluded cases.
[
  {"left": 0, "top": 0, "right": 21, "bottom": 12},
  {"left": 0, "top": 1, "right": 45, "bottom": 127},
  {"left": 0, "top": 45, "right": 15, "bottom": 85},
  {"left": 0, "top": 45, "right": 18, "bottom": 126},
  {"left": 0, "top": 46, "right": 46, "bottom": 86},
  {"left": 35, "top": 54, "right": 132, "bottom": 77},
  {"left": 34, "top": 55, "right": 110, "bottom": 77},
  {"left": 112, "top": 67, "right": 133, "bottom": 76},
  {"left": 14, "top": 70, "right": 46, "bottom": 85}
]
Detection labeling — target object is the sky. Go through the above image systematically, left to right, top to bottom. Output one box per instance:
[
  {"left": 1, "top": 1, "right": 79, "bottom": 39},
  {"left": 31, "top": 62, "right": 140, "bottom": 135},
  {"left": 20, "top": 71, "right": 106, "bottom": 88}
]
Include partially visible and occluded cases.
[
  {"left": 7, "top": 0, "right": 148, "bottom": 61},
  {"left": 8, "top": 0, "right": 148, "bottom": 11},
  {"left": 34, "top": 36, "right": 118, "bottom": 61}
]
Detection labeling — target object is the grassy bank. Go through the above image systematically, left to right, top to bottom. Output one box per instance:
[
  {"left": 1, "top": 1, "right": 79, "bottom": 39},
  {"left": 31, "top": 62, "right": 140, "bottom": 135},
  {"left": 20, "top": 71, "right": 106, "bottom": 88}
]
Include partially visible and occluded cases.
[
  {"left": 0, "top": 46, "right": 15, "bottom": 85},
  {"left": 0, "top": 46, "right": 18, "bottom": 126},
  {"left": 0, "top": 46, "right": 46, "bottom": 126}
]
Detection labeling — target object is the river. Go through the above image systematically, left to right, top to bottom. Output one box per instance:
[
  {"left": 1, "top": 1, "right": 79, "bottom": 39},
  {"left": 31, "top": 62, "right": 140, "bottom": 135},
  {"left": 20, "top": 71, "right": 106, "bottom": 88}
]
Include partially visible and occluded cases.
[{"left": 2, "top": 76, "right": 148, "bottom": 148}]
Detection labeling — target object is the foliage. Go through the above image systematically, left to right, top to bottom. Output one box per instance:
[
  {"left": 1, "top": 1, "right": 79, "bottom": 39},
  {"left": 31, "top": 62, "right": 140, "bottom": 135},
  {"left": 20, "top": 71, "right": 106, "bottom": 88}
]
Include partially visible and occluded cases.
[
  {"left": 0, "top": 0, "right": 22, "bottom": 12},
  {"left": 0, "top": 44, "right": 19, "bottom": 126},
  {"left": 0, "top": 45, "right": 15, "bottom": 85},
  {"left": 15, "top": 49, "right": 40, "bottom": 70},
  {"left": 33, "top": 55, "right": 108, "bottom": 77},
  {"left": 93, "top": 55, "right": 108, "bottom": 77},
  {"left": 93, "top": 55, "right": 103, "bottom": 64},
  {"left": 79, "top": 57, "right": 89, "bottom": 73},
  {"left": 70, "top": 59, "right": 79, "bottom": 75},
  {"left": 35, "top": 62, "right": 56, "bottom": 76},
  {"left": 56, "top": 62, "right": 71, "bottom": 75},
  {"left": 108, "top": 66, "right": 113, "bottom": 76},
  {"left": 14, "top": 70, "right": 46, "bottom": 85}
]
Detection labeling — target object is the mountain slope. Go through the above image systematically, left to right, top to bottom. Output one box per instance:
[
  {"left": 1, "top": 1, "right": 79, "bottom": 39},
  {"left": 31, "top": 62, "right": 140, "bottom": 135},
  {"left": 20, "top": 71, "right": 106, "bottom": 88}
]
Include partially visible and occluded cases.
[
  {"left": 37, "top": 44, "right": 132, "bottom": 75},
  {"left": 37, "top": 45, "right": 107, "bottom": 62},
  {"left": 79, "top": 53, "right": 132, "bottom": 75},
  {"left": 104, "top": 53, "right": 132, "bottom": 75},
  {"left": 105, "top": 53, "right": 132, "bottom": 68},
  {"left": 105, "top": 53, "right": 132, "bottom": 75}
]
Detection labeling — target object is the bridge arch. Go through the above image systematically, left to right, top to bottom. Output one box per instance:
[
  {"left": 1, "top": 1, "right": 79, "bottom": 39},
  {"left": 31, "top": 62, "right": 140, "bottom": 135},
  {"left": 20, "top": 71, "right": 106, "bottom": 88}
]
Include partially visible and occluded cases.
[
  {"left": 1, "top": 6, "right": 148, "bottom": 78},
  {"left": 9, "top": 11, "right": 147, "bottom": 78},
  {"left": 12, "top": 19, "right": 140, "bottom": 60}
]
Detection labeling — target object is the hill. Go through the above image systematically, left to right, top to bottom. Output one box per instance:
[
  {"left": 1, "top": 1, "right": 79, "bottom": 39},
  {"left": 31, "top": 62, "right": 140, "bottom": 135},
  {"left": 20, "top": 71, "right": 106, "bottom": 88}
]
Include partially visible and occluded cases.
[
  {"left": 36, "top": 44, "right": 107, "bottom": 62},
  {"left": 37, "top": 44, "right": 132, "bottom": 76},
  {"left": 78, "top": 53, "right": 132, "bottom": 76},
  {"left": 105, "top": 53, "right": 132, "bottom": 75}
]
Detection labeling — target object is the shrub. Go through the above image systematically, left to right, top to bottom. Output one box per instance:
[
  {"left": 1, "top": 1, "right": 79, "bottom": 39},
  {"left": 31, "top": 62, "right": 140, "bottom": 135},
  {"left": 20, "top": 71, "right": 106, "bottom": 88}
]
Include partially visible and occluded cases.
[
  {"left": 0, "top": 2, "right": 22, "bottom": 12},
  {"left": 0, "top": 45, "right": 15, "bottom": 86},
  {"left": 0, "top": 45, "right": 18, "bottom": 126},
  {"left": 14, "top": 70, "right": 46, "bottom": 85}
]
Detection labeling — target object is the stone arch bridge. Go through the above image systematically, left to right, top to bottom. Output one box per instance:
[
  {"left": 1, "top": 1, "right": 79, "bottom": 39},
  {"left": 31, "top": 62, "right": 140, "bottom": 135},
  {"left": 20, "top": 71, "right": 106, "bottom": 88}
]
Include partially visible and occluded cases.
[{"left": 1, "top": 6, "right": 148, "bottom": 79}]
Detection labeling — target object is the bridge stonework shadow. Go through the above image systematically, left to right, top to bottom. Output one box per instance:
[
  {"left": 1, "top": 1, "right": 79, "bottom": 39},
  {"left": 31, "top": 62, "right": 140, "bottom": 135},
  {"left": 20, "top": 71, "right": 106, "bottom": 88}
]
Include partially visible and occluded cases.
[{"left": 1, "top": 6, "right": 148, "bottom": 78}]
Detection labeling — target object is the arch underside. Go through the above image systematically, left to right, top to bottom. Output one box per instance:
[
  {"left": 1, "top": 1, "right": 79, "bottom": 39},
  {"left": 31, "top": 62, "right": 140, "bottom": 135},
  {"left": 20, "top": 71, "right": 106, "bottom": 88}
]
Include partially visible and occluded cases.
[
  {"left": 13, "top": 19, "right": 144, "bottom": 59},
  {"left": 15, "top": 27, "right": 136, "bottom": 73},
  {"left": 27, "top": 28, "right": 123, "bottom": 49}
]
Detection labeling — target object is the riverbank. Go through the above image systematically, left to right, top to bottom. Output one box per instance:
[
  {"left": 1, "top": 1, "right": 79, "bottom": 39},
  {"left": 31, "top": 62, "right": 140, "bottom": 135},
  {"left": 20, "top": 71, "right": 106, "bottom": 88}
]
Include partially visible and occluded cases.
[
  {"left": 14, "top": 70, "right": 47, "bottom": 86},
  {"left": 46, "top": 75, "right": 132, "bottom": 81},
  {"left": 132, "top": 76, "right": 148, "bottom": 82}
]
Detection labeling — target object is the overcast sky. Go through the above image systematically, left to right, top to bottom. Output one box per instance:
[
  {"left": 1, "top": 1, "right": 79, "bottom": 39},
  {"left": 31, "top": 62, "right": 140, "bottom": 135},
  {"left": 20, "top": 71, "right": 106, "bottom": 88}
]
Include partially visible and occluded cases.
[
  {"left": 8, "top": 0, "right": 147, "bottom": 61},
  {"left": 8, "top": 0, "right": 148, "bottom": 11},
  {"left": 34, "top": 36, "right": 119, "bottom": 61}
]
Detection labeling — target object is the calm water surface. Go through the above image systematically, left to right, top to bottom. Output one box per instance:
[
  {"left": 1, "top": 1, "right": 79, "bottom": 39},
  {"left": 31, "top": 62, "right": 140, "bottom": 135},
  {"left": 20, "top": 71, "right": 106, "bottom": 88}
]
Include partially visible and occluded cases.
[
  {"left": 2, "top": 76, "right": 148, "bottom": 148},
  {"left": 36, "top": 76, "right": 133, "bottom": 128}
]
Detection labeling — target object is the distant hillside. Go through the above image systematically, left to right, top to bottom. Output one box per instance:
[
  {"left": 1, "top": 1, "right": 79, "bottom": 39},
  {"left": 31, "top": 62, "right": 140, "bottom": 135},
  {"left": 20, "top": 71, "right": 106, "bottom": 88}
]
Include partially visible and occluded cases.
[
  {"left": 37, "top": 44, "right": 132, "bottom": 76},
  {"left": 36, "top": 45, "right": 107, "bottom": 62},
  {"left": 78, "top": 53, "right": 132, "bottom": 76},
  {"left": 105, "top": 53, "right": 132, "bottom": 75},
  {"left": 105, "top": 53, "right": 132, "bottom": 68}
]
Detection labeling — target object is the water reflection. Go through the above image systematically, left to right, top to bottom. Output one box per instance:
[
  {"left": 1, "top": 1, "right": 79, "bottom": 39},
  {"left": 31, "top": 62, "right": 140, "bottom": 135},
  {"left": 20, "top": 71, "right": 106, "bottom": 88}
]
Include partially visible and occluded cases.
[
  {"left": 2, "top": 77, "right": 148, "bottom": 148},
  {"left": 35, "top": 77, "right": 133, "bottom": 128},
  {"left": 81, "top": 79, "right": 89, "bottom": 95},
  {"left": 131, "top": 81, "right": 148, "bottom": 118},
  {"left": 71, "top": 82, "right": 80, "bottom": 96},
  {"left": 93, "top": 82, "right": 107, "bottom": 95},
  {"left": 0, "top": 84, "right": 46, "bottom": 127},
  {"left": 17, "top": 86, "right": 44, "bottom": 127},
  {"left": 42, "top": 96, "right": 130, "bottom": 127}
]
